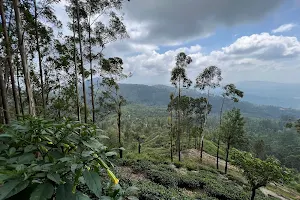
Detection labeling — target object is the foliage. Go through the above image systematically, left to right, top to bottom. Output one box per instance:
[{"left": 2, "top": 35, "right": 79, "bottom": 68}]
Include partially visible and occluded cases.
[
  {"left": 220, "top": 108, "right": 245, "bottom": 145},
  {"left": 0, "top": 117, "right": 136, "bottom": 199},
  {"left": 232, "top": 149, "right": 290, "bottom": 199}
]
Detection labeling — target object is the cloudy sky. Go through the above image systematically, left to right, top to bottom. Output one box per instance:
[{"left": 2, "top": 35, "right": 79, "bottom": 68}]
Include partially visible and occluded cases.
[{"left": 54, "top": 0, "right": 300, "bottom": 86}]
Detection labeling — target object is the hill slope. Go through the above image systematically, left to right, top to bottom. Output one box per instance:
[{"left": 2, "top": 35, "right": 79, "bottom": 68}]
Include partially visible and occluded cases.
[
  {"left": 85, "top": 79, "right": 300, "bottom": 119},
  {"left": 117, "top": 83, "right": 300, "bottom": 119}
]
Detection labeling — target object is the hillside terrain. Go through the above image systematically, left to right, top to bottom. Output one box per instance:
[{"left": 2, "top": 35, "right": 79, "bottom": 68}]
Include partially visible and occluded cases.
[
  {"left": 86, "top": 79, "right": 300, "bottom": 119},
  {"left": 117, "top": 83, "right": 300, "bottom": 119}
]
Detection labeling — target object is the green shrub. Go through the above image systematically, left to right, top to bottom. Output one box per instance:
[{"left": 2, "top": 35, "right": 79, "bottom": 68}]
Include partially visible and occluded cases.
[
  {"left": 0, "top": 117, "right": 136, "bottom": 199},
  {"left": 174, "top": 161, "right": 184, "bottom": 168},
  {"left": 185, "top": 161, "right": 198, "bottom": 171},
  {"left": 146, "top": 169, "right": 179, "bottom": 187},
  {"left": 203, "top": 178, "right": 248, "bottom": 200},
  {"left": 135, "top": 180, "right": 194, "bottom": 200}
]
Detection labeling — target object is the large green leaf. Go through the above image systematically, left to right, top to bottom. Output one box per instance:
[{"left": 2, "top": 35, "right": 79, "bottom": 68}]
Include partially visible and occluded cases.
[
  {"left": 0, "top": 134, "right": 13, "bottom": 139},
  {"left": 82, "top": 138, "right": 104, "bottom": 150},
  {"left": 24, "top": 145, "right": 37, "bottom": 153},
  {"left": 8, "top": 147, "right": 16, "bottom": 156},
  {"left": 105, "top": 152, "right": 117, "bottom": 157},
  {"left": 18, "top": 153, "right": 35, "bottom": 164},
  {"left": 83, "top": 170, "right": 102, "bottom": 198},
  {"left": 47, "top": 173, "right": 61, "bottom": 184},
  {"left": 0, "top": 179, "right": 22, "bottom": 200},
  {"left": 2, "top": 180, "right": 29, "bottom": 199},
  {"left": 30, "top": 182, "right": 54, "bottom": 200},
  {"left": 56, "top": 182, "right": 75, "bottom": 200},
  {"left": 75, "top": 192, "right": 92, "bottom": 200}
]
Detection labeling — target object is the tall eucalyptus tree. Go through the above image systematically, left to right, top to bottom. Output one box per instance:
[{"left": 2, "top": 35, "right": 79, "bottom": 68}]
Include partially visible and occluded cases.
[
  {"left": 170, "top": 52, "right": 192, "bottom": 161},
  {"left": 195, "top": 66, "right": 222, "bottom": 160},
  {"left": 216, "top": 83, "right": 243, "bottom": 169}
]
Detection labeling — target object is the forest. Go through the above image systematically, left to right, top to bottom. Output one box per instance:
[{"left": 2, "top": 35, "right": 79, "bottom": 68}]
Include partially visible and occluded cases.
[{"left": 0, "top": 0, "right": 300, "bottom": 200}]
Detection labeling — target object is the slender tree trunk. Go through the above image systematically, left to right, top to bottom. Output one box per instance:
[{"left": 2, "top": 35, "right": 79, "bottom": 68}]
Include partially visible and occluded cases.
[
  {"left": 0, "top": 0, "right": 20, "bottom": 118},
  {"left": 12, "top": 0, "right": 36, "bottom": 116},
  {"left": 34, "top": 0, "right": 45, "bottom": 116},
  {"left": 75, "top": 0, "right": 88, "bottom": 123},
  {"left": 72, "top": 15, "right": 80, "bottom": 122},
  {"left": 88, "top": 22, "right": 95, "bottom": 123},
  {"left": 16, "top": 60, "right": 24, "bottom": 116},
  {"left": 0, "top": 62, "right": 10, "bottom": 124},
  {"left": 178, "top": 79, "right": 181, "bottom": 161},
  {"left": 200, "top": 89, "right": 210, "bottom": 161},
  {"left": 0, "top": 94, "right": 4, "bottom": 124},
  {"left": 217, "top": 96, "right": 225, "bottom": 169},
  {"left": 118, "top": 105, "right": 122, "bottom": 158},
  {"left": 170, "top": 107, "right": 173, "bottom": 162},
  {"left": 188, "top": 126, "right": 191, "bottom": 148},
  {"left": 200, "top": 139, "right": 204, "bottom": 159},
  {"left": 225, "top": 140, "right": 230, "bottom": 174},
  {"left": 138, "top": 142, "right": 141, "bottom": 154},
  {"left": 251, "top": 188, "right": 256, "bottom": 200}
]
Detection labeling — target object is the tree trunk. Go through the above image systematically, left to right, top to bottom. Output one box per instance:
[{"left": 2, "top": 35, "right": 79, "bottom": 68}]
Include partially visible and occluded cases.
[
  {"left": 0, "top": 0, "right": 20, "bottom": 118},
  {"left": 12, "top": 0, "right": 36, "bottom": 116},
  {"left": 34, "top": 0, "right": 45, "bottom": 116},
  {"left": 75, "top": 0, "right": 88, "bottom": 123},
  {"left": 72, "top": 15, "right": 80, "bottom": 122},
  {"left": 88, "top": 20, "right": 95, "bottom": 124},
  {"left": 16, "top": 59, "right": 24, "bottom": 116},
  {"left": 0, "top": 62, "right": 10, "bottom": 124},
  {"left": 178, "top": 79, "right": 181, "bottom": 161},
  {"left": 200, "top": 89, "right": 210, "bottom": 160},
  {"left": 0, "top": 93, "right": 4, "bottom": 124},
  {"left": 217, "top": 96, "right": 225, "bottom": 169},
  {"left": 217, "top": 97, "right": 225, "bottom": 169},
  {"left": 170, "top": 104, "right": 173, "bottom": 162},
  {"left": 118, "top": 105, "right": 122, "bottom": 158},
  {"left": 200, "top": 139, "right": 204, "bottom": 159},
  {"left": 216, "top": 140, "right": 220, "bottom": 170},
  {"left": 225, "top": 141, "right": 230, "bottom": 174},
  {"left": 138, "top": 142, "right": 141, "bottom": 154},
  {"left": 251, "top": 188, "right": 256, "bottom": 200}
]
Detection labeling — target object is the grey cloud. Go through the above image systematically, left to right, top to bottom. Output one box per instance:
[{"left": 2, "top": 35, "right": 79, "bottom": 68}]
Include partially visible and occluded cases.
[{"left": 122, "top": 0, "right": 283, "bottom": 45}]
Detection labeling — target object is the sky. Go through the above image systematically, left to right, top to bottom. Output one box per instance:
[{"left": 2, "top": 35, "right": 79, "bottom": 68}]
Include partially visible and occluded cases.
[{"left": 54, "top": 0, "right": 300, "bottom": 86}]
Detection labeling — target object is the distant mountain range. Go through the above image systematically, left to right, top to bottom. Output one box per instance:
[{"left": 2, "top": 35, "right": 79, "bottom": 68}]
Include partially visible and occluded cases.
[
  {"left": 85, "top": 78, "right": 300, "bottom": 119},
  {"left": 235, "top": 81, "right": 300, "bottom": 109},
  {"left": 116, "top": 83, "right": 300, "bottom": 119}
]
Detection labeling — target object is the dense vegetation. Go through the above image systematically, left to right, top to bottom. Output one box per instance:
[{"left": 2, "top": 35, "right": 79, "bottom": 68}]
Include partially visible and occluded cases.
[{"left": 0, "top": 0, "right": 299, "bottom": 200}]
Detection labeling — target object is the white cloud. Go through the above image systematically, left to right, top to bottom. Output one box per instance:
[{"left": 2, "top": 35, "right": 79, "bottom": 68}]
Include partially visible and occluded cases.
[
  {"left": 272, "top": 23, "right": 297, "bottom": 33},
  {"left": 121, "top": 33, "right": 300, "bottom": 85}
]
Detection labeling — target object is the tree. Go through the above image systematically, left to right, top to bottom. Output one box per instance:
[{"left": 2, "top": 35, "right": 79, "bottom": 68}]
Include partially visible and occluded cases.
[
  {"left": 0, "top": 0, "right": 20, "bottom": 118},
  {"left": 13, "top": 0, "right": 36, "bottom": 115},
  {"left": 75, "top": 0, "right": 88, "bottom": 123},
  {"left": 81, "top": 0, "right": 128, "bottom": 123},
  {"left": 170, "top": 52, "right": 192, "bottom": 162},
  {"left": 0, "top": 57, "right": 9, "bottom": 124},
  {"left": 99, "top": 57, "right": 128, "bottom": 158},
  {"left": 195, "top": 66, "right": 222, "bottom": 160},
  {"left": 217, "top": 84, "right": 243, "bottom": 169},
  {"left": 168, "top": 92, "right": 175, "bottom": 162},
  {"left": 192, "top": 97, "right": 211, "bottom": 158},
  {"left": 220, "top": 108, "right": 245, "bottom": 174},
  {"left": 253, "top": 139, "right": 266, "bottom": 160},
  {"left": 232, "top": 150, "right": 290, "bottom": 200}
]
